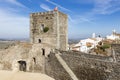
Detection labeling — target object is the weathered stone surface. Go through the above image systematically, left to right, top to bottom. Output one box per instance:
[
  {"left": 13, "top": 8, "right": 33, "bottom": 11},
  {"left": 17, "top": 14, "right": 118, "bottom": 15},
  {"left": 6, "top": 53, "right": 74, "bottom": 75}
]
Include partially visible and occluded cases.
[
  {"left": 30, "top": 11, "right": 68, "bottom": 51},
  {"left": 0, "top": 42, "right": 52, "bottom": 73},
  {"left": 0, "top": 43, "right": 120, "bottom": 80},
  {"left": 112, "top": 44, "right": 120, "bottom": 62},
  {"left": 60, "top": 51, "right": 120, "bottom": 80},
  {"left": 45, "top": 53, "right": 72, "bottom": 80}
]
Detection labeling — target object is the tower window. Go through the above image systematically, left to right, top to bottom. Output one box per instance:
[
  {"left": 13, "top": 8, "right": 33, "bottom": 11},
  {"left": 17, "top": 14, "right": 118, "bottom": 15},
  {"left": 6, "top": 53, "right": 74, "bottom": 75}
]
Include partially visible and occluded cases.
[
  {"left": 38, "top": 39, "right": 41, "bottom": 43},
  {"left": 42, "top": 48, "right": 45, "bottom": 56},
  {"left": 33, "top": 57, "right": 36, "bottom": 64}
]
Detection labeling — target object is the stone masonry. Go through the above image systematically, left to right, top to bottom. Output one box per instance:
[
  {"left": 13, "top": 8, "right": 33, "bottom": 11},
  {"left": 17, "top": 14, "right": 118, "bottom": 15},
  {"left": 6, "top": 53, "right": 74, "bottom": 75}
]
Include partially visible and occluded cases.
[{"left": 30, "top": 10, "right": 68, "bottom": 51}]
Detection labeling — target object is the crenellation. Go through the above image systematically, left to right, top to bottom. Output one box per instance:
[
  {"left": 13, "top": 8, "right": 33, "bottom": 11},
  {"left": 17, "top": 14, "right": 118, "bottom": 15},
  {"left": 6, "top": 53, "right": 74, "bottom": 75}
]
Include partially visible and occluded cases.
[{"left": 31, "top": 11, "right": 56, "bottom": 16}]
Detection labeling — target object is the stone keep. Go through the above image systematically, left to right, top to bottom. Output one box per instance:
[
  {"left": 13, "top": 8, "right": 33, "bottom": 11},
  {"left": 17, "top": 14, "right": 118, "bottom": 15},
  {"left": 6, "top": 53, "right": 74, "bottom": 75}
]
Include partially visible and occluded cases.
[{"left": 30, "top": 11, "right": 68, "bottom": 51}]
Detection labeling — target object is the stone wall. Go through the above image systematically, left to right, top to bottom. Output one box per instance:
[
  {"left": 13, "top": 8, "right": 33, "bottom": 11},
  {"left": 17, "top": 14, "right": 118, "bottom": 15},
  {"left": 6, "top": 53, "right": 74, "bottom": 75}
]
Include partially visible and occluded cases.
[
  {"left": 30, "top": 11, "right": 57, "bottom": 47},
  {"left": 58, "top": 12, "right": 68, "bottom": 51},
  {"left": 1, "top": 42, "right": 119, "bottom": 80},
  {"left": 0, "top": 43, "right": 51, "bottom": 73},
  {"left": 112, "top": 44, "right": 120, "bottom": 62},
  {"left": 60, "top": 51, "right": 120, "bottom": 80},
  {"left": 60, "top": 51, "right": 113, "bottom": 61},
  {"left": 45, "top": 53, "right": 72, "bottom": 80}
]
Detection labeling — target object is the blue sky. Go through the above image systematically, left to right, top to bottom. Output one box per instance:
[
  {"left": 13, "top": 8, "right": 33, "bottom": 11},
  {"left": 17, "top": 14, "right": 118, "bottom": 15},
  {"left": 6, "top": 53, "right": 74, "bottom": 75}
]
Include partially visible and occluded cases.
[{"left": 0, "top": 0, "right": 120, "bottom": 39}]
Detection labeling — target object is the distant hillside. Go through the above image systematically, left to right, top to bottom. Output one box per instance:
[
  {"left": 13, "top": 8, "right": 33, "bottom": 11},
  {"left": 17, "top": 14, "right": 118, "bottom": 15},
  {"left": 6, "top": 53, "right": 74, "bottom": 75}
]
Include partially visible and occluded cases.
[
  {"left": 0, "top": 38, "right": 29, "bottom": 41},
  {"left": 68, "top": 38, "right": 85, "bottom": 44},
  {"left": 0, "top": 41, "right": 16, "bottom": 49}
]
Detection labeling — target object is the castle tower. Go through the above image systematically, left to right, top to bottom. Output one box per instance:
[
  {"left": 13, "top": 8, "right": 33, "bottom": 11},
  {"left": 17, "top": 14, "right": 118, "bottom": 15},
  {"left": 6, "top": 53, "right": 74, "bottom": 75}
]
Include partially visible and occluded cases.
[{"left": 30, "top": 10, "right": 68, "bottom": 51}]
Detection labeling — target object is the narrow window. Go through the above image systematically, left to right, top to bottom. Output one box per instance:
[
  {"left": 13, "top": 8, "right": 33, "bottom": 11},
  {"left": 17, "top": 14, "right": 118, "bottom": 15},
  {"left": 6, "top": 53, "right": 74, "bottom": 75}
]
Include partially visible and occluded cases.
[
  {"left": 38, "top": 39, "right": 41, "bottom": 43},
  {"left": 42, "top": 48, "right": 45, "bottom": 56},
  {"left": 33, "top": 57, "right": 36, "bottom": 64}
]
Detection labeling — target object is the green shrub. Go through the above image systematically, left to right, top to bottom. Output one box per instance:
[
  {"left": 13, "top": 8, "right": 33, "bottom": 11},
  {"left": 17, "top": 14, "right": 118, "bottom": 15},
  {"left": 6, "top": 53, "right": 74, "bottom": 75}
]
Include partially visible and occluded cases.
[
  {"left": 43, "top": 27, "right": 49, "bottom": 33},
  {"left": 102, "top": 44, "right": 110, "bottom": 49}
]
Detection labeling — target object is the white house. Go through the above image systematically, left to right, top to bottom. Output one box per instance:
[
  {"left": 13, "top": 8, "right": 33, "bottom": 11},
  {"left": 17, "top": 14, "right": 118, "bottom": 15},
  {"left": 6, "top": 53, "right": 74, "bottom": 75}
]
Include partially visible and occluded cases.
[
  {"left": 106, "top": 30, "right": 120, "bottom": 40},
  {"left": 71, "top": 35, "right": 103, "bottom": 53},
  {"left": 80, "top": 38, "right": 97, "bottom": 53},
  {"left": 72, "top": 44, "right": 81, "bottom": 51}
]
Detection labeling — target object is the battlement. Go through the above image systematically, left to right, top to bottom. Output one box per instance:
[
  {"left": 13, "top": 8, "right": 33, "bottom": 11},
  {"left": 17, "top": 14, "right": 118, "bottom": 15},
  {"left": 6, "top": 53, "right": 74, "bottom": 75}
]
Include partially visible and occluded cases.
[
  {"left": 30, "top": 10, "right": 67, "bottom": 17},
  {"left": 30, "top": 11, "right": 55, "bottom": 16}
]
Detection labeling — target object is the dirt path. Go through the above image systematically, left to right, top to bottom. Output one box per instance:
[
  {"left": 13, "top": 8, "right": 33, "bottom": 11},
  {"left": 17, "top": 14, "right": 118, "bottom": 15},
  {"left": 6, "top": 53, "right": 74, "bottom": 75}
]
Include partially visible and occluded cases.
[{"left": 0, "top": 70, "right": 54, "bottom": 80}]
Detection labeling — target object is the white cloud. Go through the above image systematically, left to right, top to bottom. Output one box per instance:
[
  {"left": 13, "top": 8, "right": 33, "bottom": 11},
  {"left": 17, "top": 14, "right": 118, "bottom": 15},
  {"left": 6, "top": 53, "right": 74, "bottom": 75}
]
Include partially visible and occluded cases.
[
  {"left": 0, "top": 0, "right": 30, "bottom": 39},
  {"left": 4, "top": 0, "right": 27, "bottom": 8},
  {"left": 46, "top": 0, "right": 71, "bottom": 12},
  {"left": 69, "top": 0, "right": 120, "bottom": 25},
  {"left": 72, "top": 0, "right": 120, "bottom": 15},
  {"left": 93, "top": 0, "right": 120, "bottom": 14},
  {"left": 40, "top": 4, "right": 52, "bottom": 11},
  {"left": 0, "top": 8, "right": 29, "bottom": 39},
  {"left": 68, "top": 15, "right": 94, "bottom": 25}
]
